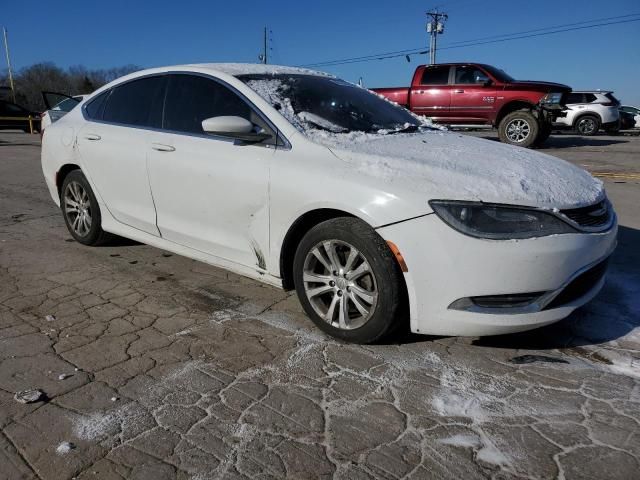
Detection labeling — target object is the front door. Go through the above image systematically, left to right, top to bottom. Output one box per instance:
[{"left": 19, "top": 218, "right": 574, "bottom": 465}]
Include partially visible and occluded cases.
[
  {"left": 449, "top": 65, "right": 497, "bottom": 124},
  {"left": 147, "top": 73, "right": 274, "bottom": 271}
]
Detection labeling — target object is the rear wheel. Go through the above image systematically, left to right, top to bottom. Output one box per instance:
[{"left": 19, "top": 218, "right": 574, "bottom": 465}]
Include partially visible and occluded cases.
[
  {"left": 498, "top": 110, "right": 540, "bottom": 148},
  {"left": 575, "top": 115, "right": 600, "bottom": 136},
  {"left": 61, "top": 170, "right": 112, "bottom": 246},
  {"left": 293, "top": 218, "right": 406, "bottom": 344}
]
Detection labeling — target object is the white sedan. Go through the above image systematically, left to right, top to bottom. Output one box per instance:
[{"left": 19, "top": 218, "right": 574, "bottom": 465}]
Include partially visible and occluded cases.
[{"left": 41, "top": 64, "right": 617, "bottom": 343}]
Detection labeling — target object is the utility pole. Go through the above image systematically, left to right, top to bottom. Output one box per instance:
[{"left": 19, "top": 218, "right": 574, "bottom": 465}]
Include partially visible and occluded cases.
[
  {"left": 426, "top": 10, "right": 448, "bottom": 64},
  {"left": 2, "top": 27, "right": 16, "bottom": 102},
  {"left": 258, "top": 27, "right": 269, "bottom": 64}
]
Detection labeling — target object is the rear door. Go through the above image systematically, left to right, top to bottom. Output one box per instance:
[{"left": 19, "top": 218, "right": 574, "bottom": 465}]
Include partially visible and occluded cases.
[
  {"left": 410, "top": 65, "right": 452, "bottom": 120},
  {"left": 449, "top": 65, "right": 497, "bottom": 123},
  {"left": 77, "top": 76, "right": 166, "bottom": 236}
]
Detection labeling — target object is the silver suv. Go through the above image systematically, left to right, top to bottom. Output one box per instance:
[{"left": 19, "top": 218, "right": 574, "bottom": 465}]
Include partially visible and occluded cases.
[{"left": 554, "top": 91, "right": 621, "bottom": 136}]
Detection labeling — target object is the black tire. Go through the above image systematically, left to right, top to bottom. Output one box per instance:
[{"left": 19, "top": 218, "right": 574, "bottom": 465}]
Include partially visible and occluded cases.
[
  {"left": 498, "top": 110, "right": 540, "bottom": 148},
  {"left": 574, "top": 115, "right": 600, "bottom": 136},
  {"left": 534, "top": 123, "right": 552, "bottom": 147},
  {"left": 60, "top": 170, "right": 112, "bottom": 246},
  {"left": 293, "top": 217, "right": 406, "bottom": 344}
]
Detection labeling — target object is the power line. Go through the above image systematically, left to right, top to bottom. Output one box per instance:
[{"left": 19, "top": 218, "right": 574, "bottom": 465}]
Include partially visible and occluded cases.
[{"left": 301, "top": 13, "right": 640, "bottom": 68}]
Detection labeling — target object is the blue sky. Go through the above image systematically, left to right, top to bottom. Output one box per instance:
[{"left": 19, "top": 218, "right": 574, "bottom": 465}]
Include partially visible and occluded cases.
[{"left": 4, "top": 0, "right": 640, "bottom": 104}]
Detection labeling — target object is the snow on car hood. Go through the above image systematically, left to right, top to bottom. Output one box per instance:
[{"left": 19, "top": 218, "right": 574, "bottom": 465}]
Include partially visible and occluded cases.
[{"left": 312, "top": 130, "right": 604, "bottom": 210}]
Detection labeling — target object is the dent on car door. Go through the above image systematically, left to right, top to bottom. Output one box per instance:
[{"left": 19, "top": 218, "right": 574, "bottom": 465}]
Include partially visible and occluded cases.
[
  {"left": 146, "top": 73, "right": 274, "bottom": 271},
  {"left": 77, "top": 76, "right": 166, "bottom": 236}
]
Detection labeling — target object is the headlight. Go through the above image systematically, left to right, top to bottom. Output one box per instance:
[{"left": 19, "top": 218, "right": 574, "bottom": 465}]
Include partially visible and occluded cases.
[
  {"left": 540, "top": 92, "right": 563, "bottom": 105},
  {"left": 429, "top": 200, "right": 577, "bottom": 239}
]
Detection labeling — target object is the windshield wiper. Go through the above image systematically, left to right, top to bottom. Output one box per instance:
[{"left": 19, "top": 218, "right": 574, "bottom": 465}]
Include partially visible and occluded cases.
[
  {"left": 298, "top": 111, "right": 349, "bottom": 133},
  {"left": 385, "top": 124, "right": 420, "bottom": 135}
]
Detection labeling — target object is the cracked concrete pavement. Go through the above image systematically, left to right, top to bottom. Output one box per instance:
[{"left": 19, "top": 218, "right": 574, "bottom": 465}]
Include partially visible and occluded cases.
[{"left": 0, "top": 131, "right": 639, "bottom": 479}]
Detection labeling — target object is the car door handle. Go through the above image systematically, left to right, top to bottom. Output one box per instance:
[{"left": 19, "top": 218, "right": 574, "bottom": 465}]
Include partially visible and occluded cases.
[
  {"left": 454, "top": 89, "right": 465, "bottom": 93},
  {"left": 84, "top": 133, "right": 101, "bottom": 141},
  {"left": 151, "top": 143, "right": 175, "bottom": 152}
]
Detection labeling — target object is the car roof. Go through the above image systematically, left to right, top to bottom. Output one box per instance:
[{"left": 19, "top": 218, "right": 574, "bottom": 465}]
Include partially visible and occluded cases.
[
  {"left": 178, "top": 63, "right": 332, "bottom": 78},
  {"left": 572, "top": 90, "right": 613, "bottom": 94}
]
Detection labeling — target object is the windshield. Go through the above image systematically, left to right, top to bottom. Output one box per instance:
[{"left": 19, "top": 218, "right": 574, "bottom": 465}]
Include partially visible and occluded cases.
[
  {"left": 480, "top": 65, "right": 515, "bottom": 83},
  {"left": 238, "top": 74, "right": 421, "bottom": 134}
]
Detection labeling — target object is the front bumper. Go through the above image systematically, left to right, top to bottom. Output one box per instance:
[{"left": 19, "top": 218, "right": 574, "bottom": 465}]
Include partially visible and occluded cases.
[{"left": 377, "top": 213, "right": 617, "bottom": 336}]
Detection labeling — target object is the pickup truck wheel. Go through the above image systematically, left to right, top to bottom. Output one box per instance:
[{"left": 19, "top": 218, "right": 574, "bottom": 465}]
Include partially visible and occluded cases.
[
  {"left": 498, "top": 110, "right": 540, "bottom": 148},
  {"left": 575, "top": 115, "right": 600, "bottom": 136}
]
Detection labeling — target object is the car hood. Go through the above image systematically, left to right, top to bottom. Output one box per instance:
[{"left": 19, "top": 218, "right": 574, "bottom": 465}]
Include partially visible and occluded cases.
[
  {"left": 505, "top": 80, "right": 571, "bottom": 92},
  {"left": 314, "top": 129, "right": 604, "bottom": 210}
]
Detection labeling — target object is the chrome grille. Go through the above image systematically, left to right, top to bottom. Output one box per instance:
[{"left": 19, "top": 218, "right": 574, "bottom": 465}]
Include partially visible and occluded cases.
[{"left": 560, "top": 200, "right": 611, "bottom": 228}]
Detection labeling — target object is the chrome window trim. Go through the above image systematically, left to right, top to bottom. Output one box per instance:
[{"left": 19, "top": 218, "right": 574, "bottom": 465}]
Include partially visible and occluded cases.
[{"left": 81, "top": 70, "right": 291, "bottom": 151}]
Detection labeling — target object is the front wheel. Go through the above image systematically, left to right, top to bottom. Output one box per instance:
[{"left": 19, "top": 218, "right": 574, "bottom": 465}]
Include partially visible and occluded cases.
[
  {"left": 498, "top": 110, "right": 540, "bottom": 148},
  {"left": 293, "top": 218, "right": 406, "bottom": 344}
]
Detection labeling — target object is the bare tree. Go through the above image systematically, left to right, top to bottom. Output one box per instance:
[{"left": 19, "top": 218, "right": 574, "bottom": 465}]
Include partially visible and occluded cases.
[{"left": 0, "top": 62, "right": 141, "bottom": 111}]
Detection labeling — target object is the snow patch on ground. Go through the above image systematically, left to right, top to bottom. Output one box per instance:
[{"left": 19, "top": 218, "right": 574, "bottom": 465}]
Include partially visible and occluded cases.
[
  {"left": 439, "top": 433, "right": 510, "bottom": 466},
  {"left": 55, "top": 441, "right": 74, "bottom": 455}
]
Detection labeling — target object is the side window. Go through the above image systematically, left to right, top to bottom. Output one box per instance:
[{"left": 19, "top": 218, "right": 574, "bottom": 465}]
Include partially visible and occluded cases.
[
  {"left": 420, "top": 66, "right": 450, "bottom": 85},
  {"left": 454, "top": 66, "right": 490, "bottom": 84},
  {"left": 163, "top": 74, "right": 256, "bottom": 135},
  {"left": 102, "top": 76, "right": 166, "bottom": 127},
  {"left": 84, "top": 91, "right": 109, "bottom": 120},
  {"left": 566, "top": 93, "right": 584, "bottom": 104},
  {"left": 584, "top": 93, "right": 597, "bottom": 103}
]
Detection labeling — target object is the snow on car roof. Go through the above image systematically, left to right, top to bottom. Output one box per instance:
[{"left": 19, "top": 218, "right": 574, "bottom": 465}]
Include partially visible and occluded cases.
[{"left": 183, "top": 63, "right": 332, "bottom": 78}]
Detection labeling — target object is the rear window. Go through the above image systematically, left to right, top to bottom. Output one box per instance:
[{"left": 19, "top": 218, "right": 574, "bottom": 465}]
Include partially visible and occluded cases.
[
  {"left": 420, "top": 66, "right": 450, "bottom": 85},
  {"left": 102, "top": 76, "right": 166, "bottom": 127},
  {"left": 584, "top": 93, "right": 597, "bottom": 103}
]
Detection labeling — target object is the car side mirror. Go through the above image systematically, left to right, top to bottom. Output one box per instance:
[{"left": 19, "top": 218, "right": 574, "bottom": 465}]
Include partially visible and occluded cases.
[{"left": 201, "top": 116, "right": 272, "bottom": 143}]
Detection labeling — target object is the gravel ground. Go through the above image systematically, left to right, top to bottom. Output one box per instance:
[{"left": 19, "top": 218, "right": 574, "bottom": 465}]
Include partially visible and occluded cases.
[{"left": 1, "top": 131, "right": 638, "bottom": 480}]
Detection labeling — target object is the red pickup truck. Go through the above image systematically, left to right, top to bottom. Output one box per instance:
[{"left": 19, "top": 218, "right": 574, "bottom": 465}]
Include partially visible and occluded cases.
[{"left": 373, "top": 63, "right": 571, "bottom": 148}]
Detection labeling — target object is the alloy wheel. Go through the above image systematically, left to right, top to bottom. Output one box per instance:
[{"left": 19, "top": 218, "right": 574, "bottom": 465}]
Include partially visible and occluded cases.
[
  {"left": 577, "top": 118, "right": 596, "bottom": 135},
  {"left": 505, "top": 119, "right": 531, "bottom": 143},
  {"left": 64, "top": 181, "right": 92, "bottom": 237},
  {"left": 302, "top": 240, "right": 378, "bottom": 330}
]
